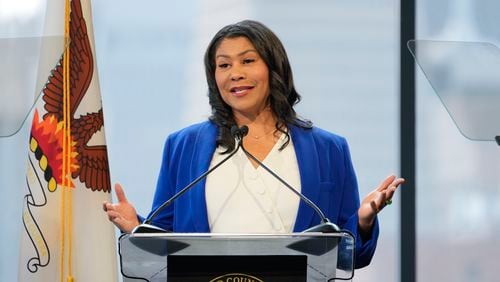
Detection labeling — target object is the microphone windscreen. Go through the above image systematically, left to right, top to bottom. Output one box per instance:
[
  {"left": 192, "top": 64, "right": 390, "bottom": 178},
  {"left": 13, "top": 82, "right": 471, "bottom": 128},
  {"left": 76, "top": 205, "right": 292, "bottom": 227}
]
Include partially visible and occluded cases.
[{"left": 240, "top": 125, "right": 249, "bottom": 137}]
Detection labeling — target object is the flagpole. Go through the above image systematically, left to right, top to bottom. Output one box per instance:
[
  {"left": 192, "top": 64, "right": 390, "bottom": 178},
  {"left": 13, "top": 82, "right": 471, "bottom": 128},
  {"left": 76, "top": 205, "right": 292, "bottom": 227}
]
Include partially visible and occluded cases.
[{"left": 61, "top": 0, "right": 73, "bottom": 281}]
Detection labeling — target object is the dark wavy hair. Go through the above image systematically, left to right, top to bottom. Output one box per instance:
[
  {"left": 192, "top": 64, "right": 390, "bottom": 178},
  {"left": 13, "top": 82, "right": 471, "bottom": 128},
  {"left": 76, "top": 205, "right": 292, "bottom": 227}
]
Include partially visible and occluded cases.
[{"left": 204, "top": 20, "right": 312, "bottom": 153}]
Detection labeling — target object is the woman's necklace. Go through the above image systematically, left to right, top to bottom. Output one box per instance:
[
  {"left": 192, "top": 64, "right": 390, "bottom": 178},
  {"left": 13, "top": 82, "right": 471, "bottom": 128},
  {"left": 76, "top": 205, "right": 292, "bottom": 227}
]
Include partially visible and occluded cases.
[{"left": 251, "top": 128, "right": 276, "bottom": 139}]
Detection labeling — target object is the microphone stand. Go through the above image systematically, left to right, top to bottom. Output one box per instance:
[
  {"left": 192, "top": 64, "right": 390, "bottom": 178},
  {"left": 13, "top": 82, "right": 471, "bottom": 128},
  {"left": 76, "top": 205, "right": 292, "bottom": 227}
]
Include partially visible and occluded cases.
[
  {"left": 132, "top": 125, "right": 340, "bottom": 234},
  {"left": 237, "top": 126, "right": 340, "bottom": 233},
  {"left": 132, "top": 128, "right": 244, "bottom": 234}
]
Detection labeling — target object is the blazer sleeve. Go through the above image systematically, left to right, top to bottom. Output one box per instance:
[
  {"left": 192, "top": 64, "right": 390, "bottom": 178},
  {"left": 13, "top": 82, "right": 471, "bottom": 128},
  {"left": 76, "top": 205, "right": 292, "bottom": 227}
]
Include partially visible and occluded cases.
[
  {"left": 143, "top": 135, "right": 176, "bottom": 231},
  {"left": 336, "top": 137, "right": 379, "bottom": 269}
]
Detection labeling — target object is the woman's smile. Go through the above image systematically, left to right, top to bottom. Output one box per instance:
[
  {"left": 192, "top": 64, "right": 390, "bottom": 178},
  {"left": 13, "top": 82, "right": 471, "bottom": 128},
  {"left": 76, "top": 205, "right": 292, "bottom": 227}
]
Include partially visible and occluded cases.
[{"left": 230, "top": 85, "right": 255, "bottom": 97}]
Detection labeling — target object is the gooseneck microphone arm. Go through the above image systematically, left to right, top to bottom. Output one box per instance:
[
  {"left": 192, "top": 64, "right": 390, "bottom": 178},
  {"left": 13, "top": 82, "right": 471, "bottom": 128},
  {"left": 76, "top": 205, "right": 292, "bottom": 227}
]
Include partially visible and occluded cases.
[
  {"left": 133, "top": 125, "right": 339, "bottom": 234},
  {"left": 237, "top": 125, "right": 340, "bottom": 233},
  {"left": 133, "top": 126, "right": 245, "bottom": 233},
  {"left": 143, "top": 146, "right": 239, "bottom": 225}
]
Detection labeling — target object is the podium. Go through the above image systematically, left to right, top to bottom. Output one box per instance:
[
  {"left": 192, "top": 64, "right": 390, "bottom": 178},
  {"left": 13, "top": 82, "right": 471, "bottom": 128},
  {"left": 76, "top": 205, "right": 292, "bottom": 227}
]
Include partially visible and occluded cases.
[{"left": 119, "top": 232, "right": 355, "bottom": 281}]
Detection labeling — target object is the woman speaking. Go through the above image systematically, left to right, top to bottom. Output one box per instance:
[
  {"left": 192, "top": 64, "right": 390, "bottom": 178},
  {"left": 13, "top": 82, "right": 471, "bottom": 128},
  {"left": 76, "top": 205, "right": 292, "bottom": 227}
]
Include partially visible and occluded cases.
[{"left": 103, "top": 20, "right": 404, "bottom": 268}]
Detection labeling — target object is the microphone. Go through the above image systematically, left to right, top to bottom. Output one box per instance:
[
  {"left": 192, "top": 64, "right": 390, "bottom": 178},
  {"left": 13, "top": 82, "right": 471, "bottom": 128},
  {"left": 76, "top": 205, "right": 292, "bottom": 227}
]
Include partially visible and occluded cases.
[
  {"left": 132, "top": 125, "right": 244, "bottom": 234},
  {"left": 231, "top": 125, "right": 247, "bottom": 141},
  {"left": 237, "top": 125, "right": 340, "bottom": 233}
]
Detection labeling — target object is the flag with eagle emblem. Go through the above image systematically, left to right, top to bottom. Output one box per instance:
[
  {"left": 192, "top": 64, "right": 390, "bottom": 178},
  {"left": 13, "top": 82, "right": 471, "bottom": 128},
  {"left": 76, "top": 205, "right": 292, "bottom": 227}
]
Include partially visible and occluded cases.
[{"left": 18, "top": 0, "right": 118, "bottom": 281}]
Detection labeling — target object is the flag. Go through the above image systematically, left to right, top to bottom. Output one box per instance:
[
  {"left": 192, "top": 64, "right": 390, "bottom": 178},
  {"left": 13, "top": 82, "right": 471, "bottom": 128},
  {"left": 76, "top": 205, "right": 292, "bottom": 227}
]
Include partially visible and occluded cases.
[{"left": 18, "top": 0, "right": 118, "bottom": 281}]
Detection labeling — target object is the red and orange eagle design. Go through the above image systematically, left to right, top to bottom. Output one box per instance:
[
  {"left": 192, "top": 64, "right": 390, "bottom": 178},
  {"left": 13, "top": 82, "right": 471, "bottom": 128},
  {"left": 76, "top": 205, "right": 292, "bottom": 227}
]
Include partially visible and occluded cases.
[{"left": 30, "top": 0, "right": 111, "bottom": 193}]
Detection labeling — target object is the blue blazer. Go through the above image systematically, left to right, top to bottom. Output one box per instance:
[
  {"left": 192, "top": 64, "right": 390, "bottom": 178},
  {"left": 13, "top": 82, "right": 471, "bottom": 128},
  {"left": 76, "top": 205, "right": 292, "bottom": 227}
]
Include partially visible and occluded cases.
[{"left": 147, "top": 121, "right": 379, "bottom": 268}]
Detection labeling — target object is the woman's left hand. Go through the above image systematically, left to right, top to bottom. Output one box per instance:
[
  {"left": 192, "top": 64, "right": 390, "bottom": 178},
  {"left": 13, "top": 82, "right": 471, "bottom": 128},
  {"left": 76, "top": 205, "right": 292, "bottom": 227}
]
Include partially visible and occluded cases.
[{"left": 358, "top": 175, "right": 405, "bottom": 233}]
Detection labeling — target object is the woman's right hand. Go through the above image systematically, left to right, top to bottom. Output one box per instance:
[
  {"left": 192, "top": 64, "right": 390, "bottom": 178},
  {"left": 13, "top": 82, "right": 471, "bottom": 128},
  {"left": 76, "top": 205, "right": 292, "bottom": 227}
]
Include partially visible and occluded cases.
[{"left": 103, "top": 183, "right": 140, "bottom": 233}]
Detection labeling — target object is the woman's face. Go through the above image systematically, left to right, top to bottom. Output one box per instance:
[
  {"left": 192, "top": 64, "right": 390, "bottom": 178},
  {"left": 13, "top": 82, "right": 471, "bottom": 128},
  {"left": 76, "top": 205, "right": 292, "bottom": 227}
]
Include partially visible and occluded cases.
[{"left": 214, "top": 36, "right": 270, "bottom": 118}]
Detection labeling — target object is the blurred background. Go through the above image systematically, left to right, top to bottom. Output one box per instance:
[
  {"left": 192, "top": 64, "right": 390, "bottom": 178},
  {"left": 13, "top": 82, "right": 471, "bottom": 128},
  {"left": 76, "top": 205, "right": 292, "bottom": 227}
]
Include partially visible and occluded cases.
[{"left": 1, "top": 0, "right": 499, "bottom": 281}]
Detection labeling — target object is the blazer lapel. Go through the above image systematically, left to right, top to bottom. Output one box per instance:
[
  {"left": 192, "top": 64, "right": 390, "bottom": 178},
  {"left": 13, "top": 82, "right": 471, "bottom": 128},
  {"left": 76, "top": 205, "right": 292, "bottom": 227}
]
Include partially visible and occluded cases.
[
  {"left": 189, "top": 122, "right": 217, "bottom": 232},
  {"left": 291, "top": 125, "right": 321, "bottom": 232}
]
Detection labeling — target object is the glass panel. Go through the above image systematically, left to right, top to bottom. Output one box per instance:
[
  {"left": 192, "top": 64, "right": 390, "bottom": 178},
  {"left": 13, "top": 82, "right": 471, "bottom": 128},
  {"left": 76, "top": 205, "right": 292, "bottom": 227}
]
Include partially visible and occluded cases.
[
  {"left": 416, "top": 0, "right": 500, "bottom": 281},
  {"left": 0, "top": 36, "right": 64, "bottom": 137},
  {"left": 408, "top": 40, "right": 500, "bottom": 142}
]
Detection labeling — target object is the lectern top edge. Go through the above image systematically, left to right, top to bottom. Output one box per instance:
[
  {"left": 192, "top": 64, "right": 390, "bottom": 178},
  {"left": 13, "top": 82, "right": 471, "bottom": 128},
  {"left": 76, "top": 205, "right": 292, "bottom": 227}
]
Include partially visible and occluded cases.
[{"left": 128, "top": 232, "right": 351, "bottom": 239}]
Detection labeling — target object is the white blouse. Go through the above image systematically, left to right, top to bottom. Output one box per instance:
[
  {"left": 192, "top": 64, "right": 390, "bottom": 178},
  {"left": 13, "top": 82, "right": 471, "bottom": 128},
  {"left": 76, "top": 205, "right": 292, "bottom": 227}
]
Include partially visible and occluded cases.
[{"left": 205, "top": 134, "right": 301, "bottom": 233}]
